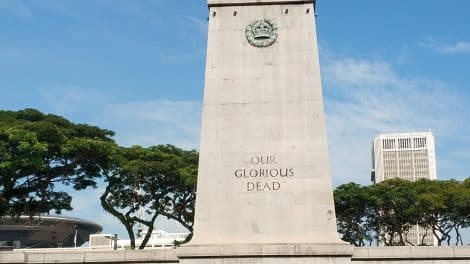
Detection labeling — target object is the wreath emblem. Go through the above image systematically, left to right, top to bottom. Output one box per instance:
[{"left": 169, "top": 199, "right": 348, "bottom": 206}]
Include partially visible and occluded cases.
[{"left": 245, "top": 19, "right": 278, "bottom": 48}]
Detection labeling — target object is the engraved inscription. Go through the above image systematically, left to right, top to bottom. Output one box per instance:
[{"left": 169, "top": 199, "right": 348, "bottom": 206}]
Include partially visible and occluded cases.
[{"left": 233, "top": 155, "right": 294, "bottom": 192}]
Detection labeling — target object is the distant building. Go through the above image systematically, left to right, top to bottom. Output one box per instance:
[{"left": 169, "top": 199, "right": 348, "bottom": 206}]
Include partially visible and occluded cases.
[
  {"left": 371, "top": 131, "right": 437, "bottom": 246},
  {"left": 372, "top": 131, "right": 436, "bottom": 183},
  {"left": 0, "top": 215, "right": 102, "bottom": 249},
  {"left": 89, "top": 229, "right": 190, "bottom": 249},
  {"left": 116, "top": 229, "right": 189, "bottom": 249}
]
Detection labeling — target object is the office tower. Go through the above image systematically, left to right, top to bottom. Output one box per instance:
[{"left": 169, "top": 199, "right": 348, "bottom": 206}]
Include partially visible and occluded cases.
[{"left": 371, "top": 131, "right": 437, "bottom": 246}]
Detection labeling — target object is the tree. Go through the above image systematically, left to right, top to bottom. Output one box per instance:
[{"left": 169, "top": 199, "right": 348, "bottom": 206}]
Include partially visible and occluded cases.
[
  {"left": 0, "top": 109, "right": 118, "bottom": 218},
  {"left": 100, "top": 145, "right": 197, "bottom": 249},
  {"left": 154, "top": 145, "right": 197, "bottom": 241},
  {"left": 334, "top": 178, "right": 470, "bottom": 247},
  {"left": 368, "top": 178, "right": 418, "bottom": 246},
  {"left": 453, "top": 178, "right": 470, "bottom": 245},
  {"left": 414, "top": 179, "right": 454, "bottom": 246},
  {"left": 415, "top": 179, "right": 470, "bottom": 246},
  {"left": 334, "top": 182, "right": 374, "bottom": 246}
]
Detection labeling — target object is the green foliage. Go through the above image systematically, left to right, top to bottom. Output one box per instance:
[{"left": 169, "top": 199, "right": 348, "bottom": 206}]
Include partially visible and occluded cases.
[
  {"left": 1, "top": 108, "right": 198, "bottom": 250},
  {"left": 0, "top": 109, "right": 118, "bottom": 218},
  {"left": 100, "top": 145, "right": 197, "bottom": 249},
  {"left": 334, "top": 178, "right": 470, "bottom": 246},
  {"left": 369, "top": 179, "right": 419, "bottom": 246},
  {"left": 414, "top": 179, "right": 470, "bottom": 245},
  {"left": 334, "top": 182, "right": 374, "bottom": 246}
]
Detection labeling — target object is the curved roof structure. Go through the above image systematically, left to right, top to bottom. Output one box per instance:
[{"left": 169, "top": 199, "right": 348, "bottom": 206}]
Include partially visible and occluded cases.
[{"left": 0, "top": 215, "right": 102, "bottom": 248}]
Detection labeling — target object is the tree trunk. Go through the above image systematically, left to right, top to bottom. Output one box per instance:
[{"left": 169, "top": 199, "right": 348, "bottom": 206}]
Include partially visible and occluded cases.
[
  {"left": 100, "top": 181, "right": 137, "bottom": 249},
  {"left": 138, "top": 213, "right": 159, "bottom": 250},
  {"left": 125, "top": 223, "right": 136, "bottom": 250}
]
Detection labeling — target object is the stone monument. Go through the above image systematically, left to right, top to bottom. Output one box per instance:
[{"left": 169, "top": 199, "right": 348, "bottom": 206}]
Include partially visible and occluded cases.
[{"left": 178, "top": 0, "right": 353, "bottom": 263}]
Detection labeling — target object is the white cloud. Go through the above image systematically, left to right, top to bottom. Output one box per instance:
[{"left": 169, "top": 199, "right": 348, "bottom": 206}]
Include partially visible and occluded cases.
[
  {"left": 421, "top": 39, "right": 470, "bottom": 54},
  {"left": 322, "top": 57, "right": 469, "bottom": 185},
  {"left": 325, "top": 59, "right": 398, "bottom": 87},
  {"left": 39, "top": 86, "right": 201, "bottom": 149},
  {"left": 39, "top": 86, "right": 111, "bottom": 114},
  {"left": 105, "top": 100, "right": 201, "bottom": 149}
]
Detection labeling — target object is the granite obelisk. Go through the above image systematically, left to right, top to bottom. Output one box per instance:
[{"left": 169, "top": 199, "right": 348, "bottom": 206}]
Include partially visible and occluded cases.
[{"left": 179, "top": 0, "right": 352, "bottom": 262}]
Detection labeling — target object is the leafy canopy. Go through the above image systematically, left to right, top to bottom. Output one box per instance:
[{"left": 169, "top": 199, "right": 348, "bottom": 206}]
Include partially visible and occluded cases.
[
  {"left": 0, "top": 108, "right": 118, "bottom": 218},
  {"left": 100, "top": 144, "right": 197, "bottom": 249},
  {"left": 334, "top": 178, "right": 470, "bottom": 246}
]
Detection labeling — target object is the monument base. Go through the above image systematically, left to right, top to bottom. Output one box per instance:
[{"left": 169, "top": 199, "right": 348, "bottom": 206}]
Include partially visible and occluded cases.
[{"left": 177, "top": 243, "right": 353, "bottom": 264}]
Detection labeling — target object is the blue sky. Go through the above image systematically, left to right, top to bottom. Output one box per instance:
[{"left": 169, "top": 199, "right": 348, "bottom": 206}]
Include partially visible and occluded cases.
[{"left": 1, "top": 0, "right": 469, "bottom": 241}]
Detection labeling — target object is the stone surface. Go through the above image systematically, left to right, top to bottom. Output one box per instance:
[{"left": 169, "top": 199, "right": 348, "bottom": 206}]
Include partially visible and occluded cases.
[
  {"left": 208, "top": 0, "right": 314, "bottom": 6},
  {"left": 190, "top": 1, "right": 341, "bottom": 247},
  {"left": 178, "top": 244, "right": 354, "bottom": 257},
  {"left": 178, "top": 244, "right": 353, "bottom": 264},
  {"left": 353, "top": 246, "right": 470, "bottom": 260},
  {"left": 1, "top": 247, "right": 470, "bottom": 263},
  {"left": 0, "top": 248, "right": 178, "bottom": 263},
  {"left": 0, "top": 252, "right": 25, "bottom": 263},
  {"left": 180, "top": 257, "right": 352, "bottom": 264}
]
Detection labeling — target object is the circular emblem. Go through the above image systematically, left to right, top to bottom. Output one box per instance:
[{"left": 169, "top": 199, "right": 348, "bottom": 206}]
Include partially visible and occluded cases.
[{"left": 245, "top": 19, "right": 278, "bottom": 48}]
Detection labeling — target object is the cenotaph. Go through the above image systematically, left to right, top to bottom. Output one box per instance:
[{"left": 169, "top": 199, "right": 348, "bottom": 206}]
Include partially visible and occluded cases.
[{"left": 178, "top": 0, "right": 353, "bottom": 263}]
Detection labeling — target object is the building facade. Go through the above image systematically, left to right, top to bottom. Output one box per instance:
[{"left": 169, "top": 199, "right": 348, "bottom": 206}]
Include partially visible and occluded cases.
[{"left": 371, "top": 131, "right": 437, "bottom": 246}]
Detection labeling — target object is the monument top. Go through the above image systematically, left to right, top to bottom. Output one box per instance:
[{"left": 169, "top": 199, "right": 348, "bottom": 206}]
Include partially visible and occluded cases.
[{"left": 208, "top": 0, "right": 315, "bottom": 6}]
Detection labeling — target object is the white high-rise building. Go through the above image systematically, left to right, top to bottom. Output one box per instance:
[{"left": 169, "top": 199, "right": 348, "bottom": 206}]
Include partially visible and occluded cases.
[
  {"left": 371, "top": 131, "right": 437, "bottom": 246},
  {"left": 372, "top": 131, "right": 436, "bottom": 183}
]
